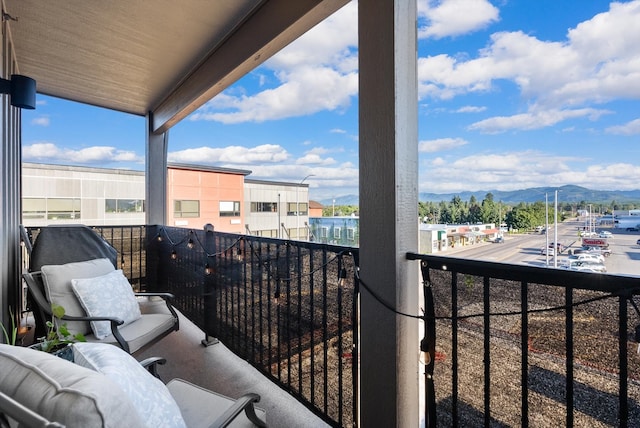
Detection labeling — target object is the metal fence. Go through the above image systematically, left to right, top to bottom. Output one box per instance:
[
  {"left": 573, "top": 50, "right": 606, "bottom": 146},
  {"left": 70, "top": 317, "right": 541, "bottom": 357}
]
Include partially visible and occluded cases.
[
  {"left": 24, "top": 224, "right": 358, "bottom": 427},
  {"left": 145, "top": 225, "right": 358, "bottom": 428},
  {"left": 407, "top": 252, "right": 640, "bottom": 427}
]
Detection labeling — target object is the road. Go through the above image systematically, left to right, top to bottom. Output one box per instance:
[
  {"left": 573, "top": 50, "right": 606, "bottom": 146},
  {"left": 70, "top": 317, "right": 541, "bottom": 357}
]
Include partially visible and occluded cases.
[{"left": 445, "top": 220, "right": 640, "bottom": 277}]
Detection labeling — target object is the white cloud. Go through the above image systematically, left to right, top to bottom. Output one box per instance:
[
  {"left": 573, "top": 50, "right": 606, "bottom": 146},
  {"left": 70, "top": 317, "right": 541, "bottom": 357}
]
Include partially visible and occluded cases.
[
  {"left": 418, "top": 0, "right": 500, "bottom": 39},
  {"left": 419, "top": 0, "right": 640, "bottom": 128},
  {"left": 191, "top": 2, "right": 359, "bottom": 124},
  {"left": 456, "top": 105, "right": 486, "bottom": 113},
  {"left": 468, "top": 108, "right": 611, "bottom": 133},
  {"left": 31, "top": 116, "right": 50, "bottom": 126},
  {"left": 605, "top": 118, "right": 640, "bottom": 135},
  {"left": 330, "top": 128, "right": 347, "bottom": 134},
  {"left": 419, "top": 137, "right": 468, "bottom": 152},
  {"left": 23, "top": 142, "right": 142, "bottom": 164},
  {"left": 168, "top": 144, "right": 289, "bottom": 164},
  {"left": 420, "top": 150, "right": 640, "bottom": 192}
]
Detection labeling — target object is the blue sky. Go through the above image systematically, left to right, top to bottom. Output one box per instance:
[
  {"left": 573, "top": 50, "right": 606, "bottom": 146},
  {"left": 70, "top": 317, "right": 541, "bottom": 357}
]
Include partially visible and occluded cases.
[{"left": 21, "top": 0, "right": 640, "bottom": 201}]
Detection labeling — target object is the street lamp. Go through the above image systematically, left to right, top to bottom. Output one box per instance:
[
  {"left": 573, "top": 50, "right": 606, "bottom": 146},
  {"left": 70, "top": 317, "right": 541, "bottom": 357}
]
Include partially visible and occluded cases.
[{"left": 296, "top": 174, "right": 315, "bottom": 240}]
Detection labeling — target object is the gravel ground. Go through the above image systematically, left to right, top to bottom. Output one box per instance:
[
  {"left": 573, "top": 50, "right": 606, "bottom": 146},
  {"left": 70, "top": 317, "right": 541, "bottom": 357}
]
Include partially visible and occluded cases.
[{"left": 428, "top": 271, "right": 640, "bottom": 427}]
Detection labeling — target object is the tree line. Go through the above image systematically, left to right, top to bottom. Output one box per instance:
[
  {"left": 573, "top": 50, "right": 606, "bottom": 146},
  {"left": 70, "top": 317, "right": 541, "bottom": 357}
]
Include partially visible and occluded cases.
[{"left": 326, "top": 194, "right": 638, "bottom": 231}]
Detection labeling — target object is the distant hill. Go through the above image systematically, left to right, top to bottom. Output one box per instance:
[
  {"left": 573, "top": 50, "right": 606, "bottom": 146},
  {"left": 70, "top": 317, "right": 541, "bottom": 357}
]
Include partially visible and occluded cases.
[{"left": 320, "top": 185, "right": 640, "bottom": 206}]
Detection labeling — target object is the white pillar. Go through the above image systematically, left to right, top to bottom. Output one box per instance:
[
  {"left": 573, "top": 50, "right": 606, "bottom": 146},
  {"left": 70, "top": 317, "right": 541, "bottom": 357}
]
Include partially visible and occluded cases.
[
  {"left": 359, "top": 0, "right": 420, "bottom": 426},
  {"left": 146, "top": 113, "right": 168, "bottom": 226}
]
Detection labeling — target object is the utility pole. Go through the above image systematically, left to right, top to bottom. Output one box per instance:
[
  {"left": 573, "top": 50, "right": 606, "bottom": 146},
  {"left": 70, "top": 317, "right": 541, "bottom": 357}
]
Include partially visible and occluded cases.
[{"left": 554, "top": 190, "right": 558, "bottom": 268}]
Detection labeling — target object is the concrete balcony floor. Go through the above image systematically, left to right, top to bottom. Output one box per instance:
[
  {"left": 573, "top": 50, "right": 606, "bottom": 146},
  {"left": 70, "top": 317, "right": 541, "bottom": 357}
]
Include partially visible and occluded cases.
[{"left": 138, "top": 311, "right": 330, "bottom": 428}]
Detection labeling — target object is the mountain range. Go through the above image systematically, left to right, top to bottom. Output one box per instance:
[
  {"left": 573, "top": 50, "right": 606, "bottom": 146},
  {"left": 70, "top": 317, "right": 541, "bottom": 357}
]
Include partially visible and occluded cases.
[{"left": 319, "top": 185, "right": 640, "bottom": 206}]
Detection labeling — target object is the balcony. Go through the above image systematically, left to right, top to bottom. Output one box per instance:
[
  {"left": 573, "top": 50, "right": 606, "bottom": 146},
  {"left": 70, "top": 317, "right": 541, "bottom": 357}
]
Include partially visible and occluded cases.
[{"left": 22, "top": 225, "right": 640, "bottom": 427}]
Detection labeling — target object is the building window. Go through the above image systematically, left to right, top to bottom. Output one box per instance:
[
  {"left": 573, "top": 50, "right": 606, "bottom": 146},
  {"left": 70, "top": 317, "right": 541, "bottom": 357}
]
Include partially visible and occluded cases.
[
  {"left": 23, "top": 198, "right": 46, "bottom": 220},
  {"left": 47, "top": 198, "right": 81, "bottom": 220},
  {"left": 106, "top": 199, "right": 145, "bottom": 213},
  {"left": 174, "top": 200, "right": 200, "bottom": 218},
  {"left": 220, "top": 201, "right": 241, "bottom": 217},
  {"left": 251, "top": 202, "right": 278, "bottom": 213},
  {"left": 287, "top": 202, "right": 308, "bottom": 216},
  {"left": 287, "top": 202, "right": 297, "bottom": 216},
  {"left": 320, "top": 227, "right": 329, "bottom": 238},
  {"left": 334, "top": 227, "right": 341, "bottom": 239},
  {"left": 347, "top": 228, "right": 355, "bottom": 240}
]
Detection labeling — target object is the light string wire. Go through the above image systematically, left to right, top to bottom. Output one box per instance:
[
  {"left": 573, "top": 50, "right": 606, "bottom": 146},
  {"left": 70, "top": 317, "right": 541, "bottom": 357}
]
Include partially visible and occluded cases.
[
  {"left": 157, "top": 226, "right": 350, "bottom": 282},
  {"left": 355, "top": 263, "right": 640, "bottom": 321}
]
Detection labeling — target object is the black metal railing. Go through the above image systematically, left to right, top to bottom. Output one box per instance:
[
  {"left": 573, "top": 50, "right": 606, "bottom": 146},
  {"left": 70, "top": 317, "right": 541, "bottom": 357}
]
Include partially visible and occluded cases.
[
  {"left": 24, "top": 225, "right": 148, "bottom": 292},
  {"left": 145, "top": 225, "right": 358, "bottom": 428},
  {"left": 407, "top": 252, "right": 640, "bottom": 427}
]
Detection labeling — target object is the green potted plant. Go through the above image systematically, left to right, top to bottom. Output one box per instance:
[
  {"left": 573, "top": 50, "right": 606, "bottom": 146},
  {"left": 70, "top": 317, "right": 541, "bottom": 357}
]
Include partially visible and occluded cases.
[
  {"left": 34, "top": 303, "right": 86, "bottom": 360},
  {"left": 0, "top": 307, "right": 18, "bottom": 346}
]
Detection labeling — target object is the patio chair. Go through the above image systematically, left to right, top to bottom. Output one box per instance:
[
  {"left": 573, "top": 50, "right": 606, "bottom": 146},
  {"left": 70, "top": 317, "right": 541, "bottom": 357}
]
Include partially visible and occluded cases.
[
  {"left": 22, "top": 225, "right": 179, "bottom": 354},
  {"left": 0, "top": 343, "right": 267, "bottom": 427}
]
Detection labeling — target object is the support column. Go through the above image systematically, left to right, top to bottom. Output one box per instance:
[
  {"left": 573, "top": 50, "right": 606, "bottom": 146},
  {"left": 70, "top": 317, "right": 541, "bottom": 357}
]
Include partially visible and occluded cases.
[
  {"left": 359, "top": 0, "right": 419, "bottom": 426},
  {"left": 0, "top": 22, "right": 24, "bottom": 342},
  {"left": 146, "top": 113, "right": 168, "bottom": 226}
]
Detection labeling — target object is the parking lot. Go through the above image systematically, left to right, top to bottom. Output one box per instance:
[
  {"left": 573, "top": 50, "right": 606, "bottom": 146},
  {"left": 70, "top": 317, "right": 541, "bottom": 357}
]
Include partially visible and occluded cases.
[{"left": 446, "top": 220, "right": 640, "bottom": 277}]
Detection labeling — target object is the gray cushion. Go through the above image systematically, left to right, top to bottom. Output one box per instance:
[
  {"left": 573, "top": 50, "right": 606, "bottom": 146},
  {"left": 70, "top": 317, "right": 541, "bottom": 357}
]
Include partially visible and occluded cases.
[
  {"left": 41, "top": 258, "right": 115, "bottom": 335},
  {"left": 84, "top": 313, "right": 177, "bottom": 354},
  {"left": 0, "top": 343, "right": 144, "bottom": 427},
  {"left": 167, "top": 379, "right": 266, "bottom": 428}
]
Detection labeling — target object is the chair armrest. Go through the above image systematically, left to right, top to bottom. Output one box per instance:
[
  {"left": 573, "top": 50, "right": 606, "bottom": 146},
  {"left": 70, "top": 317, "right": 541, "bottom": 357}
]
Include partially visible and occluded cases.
[
  {"left": 135, "top": 292, "right": 174, "bottom": 299},
  {"left": 135, "top": 293, "right": 180, "bottom": 331},
  {"left": 139, "top": 357, "right": 166, "bottom": 379},
  {"left": 0, "top": 391, "right": 64, "bottom": 428},
  {"left": 210, "top": 393, "right": 267, "bottom": 428}
]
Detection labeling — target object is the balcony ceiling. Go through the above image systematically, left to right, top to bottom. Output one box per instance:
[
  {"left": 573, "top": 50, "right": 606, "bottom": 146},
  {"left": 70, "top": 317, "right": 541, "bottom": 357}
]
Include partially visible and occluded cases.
[{"left": 6, "top": 0, "right": 348, "bottom": 132}]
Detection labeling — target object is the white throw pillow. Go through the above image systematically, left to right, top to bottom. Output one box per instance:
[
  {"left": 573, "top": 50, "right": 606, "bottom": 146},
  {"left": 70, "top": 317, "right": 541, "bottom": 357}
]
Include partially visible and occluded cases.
[
  {"left": 41, "top": 258, "right": 115, "bottom": 336},
  {"left": 71, "top": 270, "right": 142, "bottom": 339},
  {"left": 73, "top": 342, "right": 187, "bottom": 428}
]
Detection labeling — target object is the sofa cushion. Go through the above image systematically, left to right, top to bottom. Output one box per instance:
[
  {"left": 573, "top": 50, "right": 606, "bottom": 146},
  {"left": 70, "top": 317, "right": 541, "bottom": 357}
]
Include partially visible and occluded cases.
[
  {"left": 41, "top": 258, "right": 115, "bottom": 336},
  {"left": 72, "top": 269, "right": 142, "bottom": 339},
  {"left": 73, "top": 342, "right": 186, "bottom": 428},
  {"left": 0, "top": 343, "right": 145, "bottom": 427}
]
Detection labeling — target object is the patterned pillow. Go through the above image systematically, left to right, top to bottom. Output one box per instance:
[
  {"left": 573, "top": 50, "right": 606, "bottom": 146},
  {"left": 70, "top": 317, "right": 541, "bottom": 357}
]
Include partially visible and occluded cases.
[
  {"left": 71, "top": 270, "right": 142, "bottom": 339},
  {"left": 73, "top": 342, "right": 186, "bottom": 428}
]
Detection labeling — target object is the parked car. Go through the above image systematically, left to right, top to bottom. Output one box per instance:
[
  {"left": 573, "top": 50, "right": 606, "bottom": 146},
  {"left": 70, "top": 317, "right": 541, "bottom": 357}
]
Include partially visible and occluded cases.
[
  {"left": 598, "top": 231, "right": 612, "bottom": 238},
  {"left": 493, "top": 236, "right": 504, "bottom": 243},
  {"left": 637, "top": 238, "right": 640, "bottom": 246},
  {"left": 541, "top": 246, "right": 555, "bottom": 256},
  {"left": 570, "top": 246, "right": 611, "bottom": 257},
  {"left": 582, "top": 246, "right": 612, "bottom": 257},
  {"left": 568, "top": 253, "right": 605, "bottom": 264},
  {"left": 560, "top": 260, "right": 607, "bottom": 273}
]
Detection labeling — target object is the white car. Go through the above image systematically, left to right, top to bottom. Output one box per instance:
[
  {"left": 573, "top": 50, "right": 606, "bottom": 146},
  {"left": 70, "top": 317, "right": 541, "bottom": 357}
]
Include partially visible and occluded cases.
[
  {"left": 598, "top": 231, "right": 612, "bottom": 238},
  {"left": 541, "top": 246, "right": 555, "bottom": 256},
  {"left": 568, "top": 253, "right": 605, "bottom": 264},
  {"left": 560, "top": 260, "right": 607, "bottom": 273}
]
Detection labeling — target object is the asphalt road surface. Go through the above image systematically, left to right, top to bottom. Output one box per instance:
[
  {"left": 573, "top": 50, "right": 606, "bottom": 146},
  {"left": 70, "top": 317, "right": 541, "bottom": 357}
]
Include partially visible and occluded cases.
[{"left": 444, "top": 220, "right": 640, "bottom": 277}]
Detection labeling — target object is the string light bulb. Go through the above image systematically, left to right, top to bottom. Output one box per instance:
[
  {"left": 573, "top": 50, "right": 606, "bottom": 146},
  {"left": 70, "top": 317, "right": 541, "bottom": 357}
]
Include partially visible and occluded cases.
[
  {"left": 156, "top": 234, "right": 163, "bottom": 242},
  {"left": 187, "top": 238, "right": 194, "bottom": 249},
  {"left": 170, "top": 250, "right": 177, "bottom": 260},
  {"left": 204, "top": 263, "right": 212, "bottom": 275}
]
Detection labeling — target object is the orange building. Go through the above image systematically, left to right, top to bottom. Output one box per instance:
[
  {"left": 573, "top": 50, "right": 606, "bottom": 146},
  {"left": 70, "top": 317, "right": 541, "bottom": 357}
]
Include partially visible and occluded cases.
[
  {"left": 166, "top": 163, "right": 250, "bottom": 234},
  {"left": 309, "top": 200, "right": 323, "bottom": 217}
]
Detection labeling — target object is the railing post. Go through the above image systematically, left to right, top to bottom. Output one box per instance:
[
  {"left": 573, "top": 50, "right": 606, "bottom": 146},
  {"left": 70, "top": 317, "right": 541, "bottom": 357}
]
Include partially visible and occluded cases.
[{"left": 202, "top": 226, "right": 219, "bottom": 346}]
